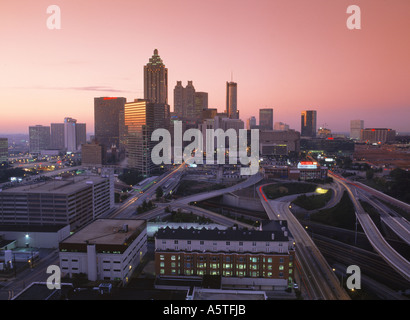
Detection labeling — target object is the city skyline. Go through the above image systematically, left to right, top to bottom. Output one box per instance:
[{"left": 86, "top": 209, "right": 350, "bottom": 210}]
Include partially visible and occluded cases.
[{"left": 1, "top": 0, "right": 410, "bottom": 134}]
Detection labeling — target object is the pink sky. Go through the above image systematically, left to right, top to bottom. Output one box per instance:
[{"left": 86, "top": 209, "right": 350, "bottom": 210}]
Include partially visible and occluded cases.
[{"left": 1, "top": 0, "right": 409, "bottom": 134}]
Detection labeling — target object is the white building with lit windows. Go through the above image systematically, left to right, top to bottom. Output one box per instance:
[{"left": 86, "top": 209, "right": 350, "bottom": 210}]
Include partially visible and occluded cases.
[{"left": 154, "top": 220, "right": 296, "bottom": 291}]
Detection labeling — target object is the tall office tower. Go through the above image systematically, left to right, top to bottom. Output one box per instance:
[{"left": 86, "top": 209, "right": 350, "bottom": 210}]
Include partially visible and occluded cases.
[
  {"left": 144, "top": 49, "right": 168, "bottom": 104},
  {"left": 173, "top": 81, "right": 184, "bottom": 118},
  {"left": 173, "top": 81, "right": 199, "bottom": 119},
  {"left": 184, "top": 81, "right": 196, "bottom": 119},
  {"left": 226, "top": 81, "right": 238, "bottom": 119},
  {"left": 195, "top": 92, "right": 208, "bottom": 118},
  {"left": 94, "top": 97, "right": 127, "bottom": 155},
  {"left": 124, "top": 99, "right": 170, "bottom": 176},
  {"left": 259, "top": 108, "right": 274, "bottom": 130},
  {"left": 301, "top": 110, "right": 317, "bottom": 138},
  {"left": 246, "top": 116, "right": 257, "bottom": 129},
  {"left": 64, "top": 117, "right": 77, "bottom": 153},
  {"left": 350, "top": 120, "right": 364, "bottom": 140},
  {"left": 50, "top": 123, "right": 65, "bottom": 150},
  {"left": 75, "top": 123, "right": 87, "bottom": 150},
  {"left": 29, "top": 125, "right": 50, "bottom": 154},
  {"left": 0, "top": 138, "right": 8, "bottom": 165}
]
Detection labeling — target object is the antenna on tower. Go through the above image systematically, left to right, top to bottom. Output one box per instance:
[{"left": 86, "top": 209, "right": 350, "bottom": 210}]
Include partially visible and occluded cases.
[{"left": 231, "top": 71, "right": 233, "bottom": 82}]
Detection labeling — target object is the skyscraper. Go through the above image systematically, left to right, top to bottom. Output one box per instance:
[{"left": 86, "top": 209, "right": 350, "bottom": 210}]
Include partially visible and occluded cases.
[
  {"left": 144, "top": 49, "right": 168, "bottom": 105},
  {"left": 173, "top": 81, "right": 184, "bottom": 118},
  {"left": 173, "top": 81, "right": 205, "bottom": 120},
  {"left": 226, "top": 81, "right": 238, "bottom": 119},
  {"left": 195, "top": 92, "right": 208, "bottom": 118},
  {"left": 94, "top": 97, "right": 126, "bottom": 153},
  {"left": 124, "top": 99, "right": 170, "bottom": 176},
  {"left": 259, "top": 108, "right": 274, "bottom": 130},
  {"left": 301, "top": 110, "right": 317, "bottom": 138},
  {"left": 246, "top": 116, "right": 257, "bottom": 129},
  {"left": 64, "top": 117, "right": 77, "bottom": 153},
  {"left": 350, "top": 120, "right": 364, "bottom": 140},
  {"left": 50, "top": 123, "right": 65, "bottom": 150},
  {"left": 76, "top": 123, "right": 87, "bottom": 150},
  {"left": 29, "top": 125, "right": 50, "bottom": 154},
  {"left": 0, "top": 138, "right": 8, "bottom": 165}
]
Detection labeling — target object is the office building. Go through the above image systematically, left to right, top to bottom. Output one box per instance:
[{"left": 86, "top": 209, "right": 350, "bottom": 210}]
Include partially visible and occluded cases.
[
  {"left": 144, "top": 49, "right": 168, "bottom": 105},
  {"left": 173, "top": 81, "right": 184, "bottom": 118},
  {"left": 174, "top": 81, "right": 206, "bottom": 120},
  {"left": 226, "top": 82, "right": 238, "bottom": 119},
  {"left": 195, "top": 92, "right": 208, "bottom": 117},
  {"left": 94, "top": 97, "right": 127, "bottom": 155},
  {"left": 124, "top": 99, "right": 170, "bottom": 176},
  {"left": 202, "top": 108, "right": 218, "bottom": 121},
  {"left": 259, "top": 108, "right": 273, "bottom": 130},
  {"left": 301, "top": 110, "right": 317, "bottom": 138},
  {"left": 64, "top": 117, "right": 77, "bottom": 153},
  {"left": 247, "top": 117, "right": 257, "bottom": 130},
  {"left": 350, "top": 120, "right": 364, "bottom": 140},
  {"left": 274, "top": 122, "right": 289, "bottom": 131},
  {"left": 50, "top": 123, "right": 65, "bottom": 150},
  {"left": 75, "top": 123, "right": 86, "bottom": 150},
  {"left": 29, "top": 125, "right": 50, "bottom": 154},
  {"left": 317, "top": 127, "right": 332, "bottom": 139},
  {"left": 360, "top": 128, "right": 396, "bottom": 144},
  {"left": 259, "top": 130, "right": 300, "bottom": 155},
  {"left": 0, "top": 138, "right": 8, "bottom": 165},
  {"left": 81, "top": 142, "right": 106, "bottom": 167},
  {"left": 0, "top": 175, "right": 114, "bottom": 231},
  {"left": 59, "top": 219, "right": 148, "bottom": 285},
  {"left": 155, "top": 220, "right": 296, "bottom": 291}
]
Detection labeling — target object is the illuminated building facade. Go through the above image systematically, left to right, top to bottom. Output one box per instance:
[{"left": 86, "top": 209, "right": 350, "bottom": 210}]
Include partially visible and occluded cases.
[
  {"left": 144, "top": 49, "right": 168, "bottom": 105},
  {"left": 226, "top": 81, "right": 238, "bottom": 119},
  {"left": 124, "top": 99, "right": 170, "bottom": 176},
  {"left": 301, "top": 110, "right": 317, "bottom": 138},
  {"left": 360, "top": 128, "right": 396, "bottom": 144},
  {"left": 155, "top": 221, "right": 296, "bottom": 291}
]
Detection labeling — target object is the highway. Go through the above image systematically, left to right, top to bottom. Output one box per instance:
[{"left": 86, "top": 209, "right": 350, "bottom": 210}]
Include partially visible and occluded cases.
[
  {"left": 108, "top": 162, "right": 187, "bottom": 219},
  {"left": 329, "top": 172, "right": 410, "bottom": 283},
  {"left": 257, "top": 183, "right": 350, "bottom": 300}
]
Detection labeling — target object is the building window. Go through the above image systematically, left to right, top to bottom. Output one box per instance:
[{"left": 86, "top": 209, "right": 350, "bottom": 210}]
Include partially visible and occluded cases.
[
  {"left": 174, "top": 240, "right": 178, "bottom": 244},
  {"left": 226, "top": 241, "right": 230, "bottom": 246},
  {"left": 239, "top": 242, "right": 243, "bottom": 246},
  {"left": 171, "top": 255, "right": 176, "bottom": 261},
  {"left": 279, "top": 265, "right": 284, "bottom": 271}
]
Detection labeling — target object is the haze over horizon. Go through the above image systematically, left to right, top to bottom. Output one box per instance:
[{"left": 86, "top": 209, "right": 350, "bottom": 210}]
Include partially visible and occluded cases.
[{"left": 1, "top": 0, "right": 409, "bottom": 134}]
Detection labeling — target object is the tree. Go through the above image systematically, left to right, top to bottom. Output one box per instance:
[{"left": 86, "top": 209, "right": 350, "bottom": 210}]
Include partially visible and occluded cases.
[
  {"left": 366, "top": 169, "right": 374, "bottom": 180},
  {"left": 156, "top": 186, "right": 164, "bottom": 199}
]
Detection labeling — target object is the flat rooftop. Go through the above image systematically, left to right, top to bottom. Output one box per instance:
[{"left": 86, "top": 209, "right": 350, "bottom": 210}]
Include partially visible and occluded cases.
[
  {"left": 0, "top": 175, "right": 106, "bottom": 195},
  {"left": 61, "top": 219, "right": 146, "bottom": 246}
]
